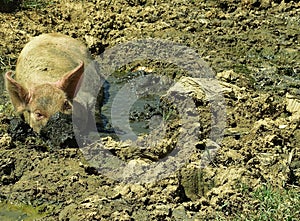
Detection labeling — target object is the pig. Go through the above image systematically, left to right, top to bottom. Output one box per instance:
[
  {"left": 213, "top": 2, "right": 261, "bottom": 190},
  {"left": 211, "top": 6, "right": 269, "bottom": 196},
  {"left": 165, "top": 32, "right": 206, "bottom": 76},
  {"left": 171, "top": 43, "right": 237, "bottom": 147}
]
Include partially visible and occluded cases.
[{"left": 5, "top": 33, "right": 103, "bottom": 133}]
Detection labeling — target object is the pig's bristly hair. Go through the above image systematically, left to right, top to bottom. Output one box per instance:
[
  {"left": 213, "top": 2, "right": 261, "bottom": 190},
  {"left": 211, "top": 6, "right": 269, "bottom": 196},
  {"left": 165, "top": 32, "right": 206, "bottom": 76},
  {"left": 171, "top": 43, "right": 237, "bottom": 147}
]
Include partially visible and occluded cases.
[{"left": 54, "top": 61, "right": 84, "bottom": 100}]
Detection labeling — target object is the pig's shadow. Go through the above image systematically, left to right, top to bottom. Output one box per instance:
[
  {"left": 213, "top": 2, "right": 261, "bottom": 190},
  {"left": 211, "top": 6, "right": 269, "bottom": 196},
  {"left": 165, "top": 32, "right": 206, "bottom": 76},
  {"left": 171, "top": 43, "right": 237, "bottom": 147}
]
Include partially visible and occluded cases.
[{"left": 96, "top": 79, "right": 115, "bottom": 133}]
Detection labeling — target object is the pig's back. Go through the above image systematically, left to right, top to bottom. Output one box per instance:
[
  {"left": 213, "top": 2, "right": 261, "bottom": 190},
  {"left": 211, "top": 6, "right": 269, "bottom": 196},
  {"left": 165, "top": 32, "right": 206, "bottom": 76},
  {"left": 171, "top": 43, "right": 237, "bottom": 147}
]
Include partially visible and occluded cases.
[{"left": 16, "top": 33, "right": 93, "bottom": 88}]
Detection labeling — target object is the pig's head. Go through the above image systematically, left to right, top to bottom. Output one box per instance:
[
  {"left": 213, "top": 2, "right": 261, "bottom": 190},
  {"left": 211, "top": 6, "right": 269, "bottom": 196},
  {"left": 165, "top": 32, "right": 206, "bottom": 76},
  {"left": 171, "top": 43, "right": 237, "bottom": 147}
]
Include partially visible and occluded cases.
[{"left": 5, "top": 62, "right": 84, "bottom": 133}]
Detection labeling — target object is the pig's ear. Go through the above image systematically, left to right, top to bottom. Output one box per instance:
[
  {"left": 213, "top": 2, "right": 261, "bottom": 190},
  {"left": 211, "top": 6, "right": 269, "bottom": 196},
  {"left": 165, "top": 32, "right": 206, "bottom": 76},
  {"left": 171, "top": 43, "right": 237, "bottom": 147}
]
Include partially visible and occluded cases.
[
  {"left": 56, "top": 61, "right": 84, "bottom": 99},
  {"left": 5, "top": 71, "right": 30, "bottom": 112}
]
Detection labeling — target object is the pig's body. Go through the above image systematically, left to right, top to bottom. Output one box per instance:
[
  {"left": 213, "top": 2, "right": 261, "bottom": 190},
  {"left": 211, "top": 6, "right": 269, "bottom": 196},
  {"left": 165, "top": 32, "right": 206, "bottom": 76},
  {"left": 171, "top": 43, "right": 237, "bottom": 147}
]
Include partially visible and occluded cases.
[
  {"left": 5, "top": 33, "right": 102, "bottom": 133},
  {"left": 16, "top": 33, "right": 91, "bottom": 87}
]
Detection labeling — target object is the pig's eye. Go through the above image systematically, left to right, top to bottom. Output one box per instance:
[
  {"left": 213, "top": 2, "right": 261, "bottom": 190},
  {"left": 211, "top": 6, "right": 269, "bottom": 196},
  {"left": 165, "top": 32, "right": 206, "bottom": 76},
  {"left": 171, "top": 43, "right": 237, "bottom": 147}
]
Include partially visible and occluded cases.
[
  {"left": 63, "top": 100, "right": 72, "bottom": 111},
  {"left": 34, "top": 111, "right": 45, "bottom": 120}
]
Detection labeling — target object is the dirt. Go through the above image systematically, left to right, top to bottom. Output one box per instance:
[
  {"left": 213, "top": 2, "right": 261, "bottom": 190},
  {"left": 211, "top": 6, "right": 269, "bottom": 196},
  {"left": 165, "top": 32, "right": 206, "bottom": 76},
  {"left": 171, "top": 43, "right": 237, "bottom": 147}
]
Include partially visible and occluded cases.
[{"left": 0, "top": 0, "right": 300, "bottom": 220}]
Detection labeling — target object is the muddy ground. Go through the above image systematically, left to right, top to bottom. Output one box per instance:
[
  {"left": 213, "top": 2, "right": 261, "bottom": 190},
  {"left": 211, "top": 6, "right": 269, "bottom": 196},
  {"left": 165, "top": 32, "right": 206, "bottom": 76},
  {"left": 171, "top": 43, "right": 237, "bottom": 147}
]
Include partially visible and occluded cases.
[{"left": 0, "top": 0, "right": 300, "bottom": 220}]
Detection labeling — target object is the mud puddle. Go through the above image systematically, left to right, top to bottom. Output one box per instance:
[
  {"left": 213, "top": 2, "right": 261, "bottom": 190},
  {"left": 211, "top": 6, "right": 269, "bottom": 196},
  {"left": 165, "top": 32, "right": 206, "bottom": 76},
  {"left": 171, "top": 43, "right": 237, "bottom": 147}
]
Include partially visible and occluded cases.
[{"left": 100, "top": 70, "right": 166, "bottom": 139}]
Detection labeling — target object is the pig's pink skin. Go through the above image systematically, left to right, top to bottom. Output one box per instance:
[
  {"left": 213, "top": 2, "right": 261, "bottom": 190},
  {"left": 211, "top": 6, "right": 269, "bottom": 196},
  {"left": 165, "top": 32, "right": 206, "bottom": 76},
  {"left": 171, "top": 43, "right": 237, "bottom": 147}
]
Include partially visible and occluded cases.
[{"left": 5, "top": 33, "right": 101, "bottom": 133}]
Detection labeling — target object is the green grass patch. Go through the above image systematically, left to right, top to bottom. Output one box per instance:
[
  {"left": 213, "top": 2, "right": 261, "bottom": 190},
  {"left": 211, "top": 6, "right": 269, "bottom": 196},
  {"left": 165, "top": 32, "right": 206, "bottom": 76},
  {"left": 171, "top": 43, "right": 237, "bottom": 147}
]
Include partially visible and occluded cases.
[
  {"left": 21, "top": 0, "right": 50, "bottom": 9},
  {"left": 235, "top": 184, "right": 300, "bottom": 221},
  {"left": 251, "top": 185, "right": 300, "bottom": 221},
  {"left": 0, "top": 201, "right": 46, "bottom": 221}
]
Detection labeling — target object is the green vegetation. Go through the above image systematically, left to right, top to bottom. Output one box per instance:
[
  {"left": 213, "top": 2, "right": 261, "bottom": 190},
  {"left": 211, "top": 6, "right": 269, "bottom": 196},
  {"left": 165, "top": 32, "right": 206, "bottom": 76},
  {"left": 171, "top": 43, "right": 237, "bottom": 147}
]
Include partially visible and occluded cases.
[
  {"left": 0, "top": 0, "right": 50, "bottom": 12},
  {"left": 21, "top": 0, "right": 50, "bottom": 9},
  {"left": 211, "top": 184, "right": 300, "bottom": 220},
  {"left": 235, "top": 184, "right": 300, "bottom": 221},
  {"left": 251, "top": 185, "right": 300, "bottom": 221},
  {"left": 0, "top": 202, "right": 46, "bottom": 220}
]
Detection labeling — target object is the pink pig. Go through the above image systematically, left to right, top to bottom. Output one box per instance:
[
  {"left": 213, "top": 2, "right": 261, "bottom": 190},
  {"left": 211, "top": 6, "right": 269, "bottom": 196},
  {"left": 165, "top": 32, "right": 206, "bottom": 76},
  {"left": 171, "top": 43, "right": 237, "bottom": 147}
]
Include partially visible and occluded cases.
[{"left": 5, "top": 33, "right": 102, "bottom": 133}]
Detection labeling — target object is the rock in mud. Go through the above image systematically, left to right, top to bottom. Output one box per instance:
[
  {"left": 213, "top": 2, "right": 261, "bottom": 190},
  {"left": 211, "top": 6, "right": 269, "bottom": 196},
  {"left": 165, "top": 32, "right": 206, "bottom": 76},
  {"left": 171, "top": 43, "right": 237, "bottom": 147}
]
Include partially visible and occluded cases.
[{"left": 286, "top": 93, "right": 300, "bottom": 119}]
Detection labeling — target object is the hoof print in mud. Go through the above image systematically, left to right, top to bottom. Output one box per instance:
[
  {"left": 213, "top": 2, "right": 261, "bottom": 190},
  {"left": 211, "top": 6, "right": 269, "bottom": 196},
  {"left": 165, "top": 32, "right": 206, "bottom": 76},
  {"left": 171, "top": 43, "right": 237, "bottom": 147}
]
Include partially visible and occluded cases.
[
  {"left": 40, "top": 112, "right": 78, "bottom": 149},
  {"left": 8, "top": 117, "right": 36, "bottom": 142}
]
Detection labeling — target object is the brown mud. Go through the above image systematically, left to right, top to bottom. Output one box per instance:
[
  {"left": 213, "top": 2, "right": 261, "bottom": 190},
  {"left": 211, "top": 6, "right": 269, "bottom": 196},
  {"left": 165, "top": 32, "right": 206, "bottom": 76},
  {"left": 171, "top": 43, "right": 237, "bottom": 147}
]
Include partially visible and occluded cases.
[{"left": 0, "top": 0, "right": 300, "bottom": 220}]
